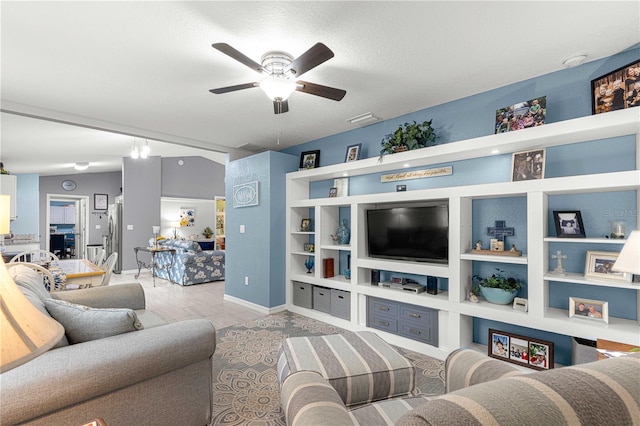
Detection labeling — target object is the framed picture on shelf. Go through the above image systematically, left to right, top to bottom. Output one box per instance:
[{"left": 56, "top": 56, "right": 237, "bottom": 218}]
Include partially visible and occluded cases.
[
  {"left": 591, "top": 60, "right": 640, "bottom": 115},
  {"left": 345, "top": 143, "right": 362, "bottom": 162},
  {"left": 511, "top": 148, "right": 545, "bottom": 181},
  {"left": 300, "top": 150, "right": 320, "bottom": 170},
  {"left": 329, "top": 187, "right": 338, "bottom": 197},
  {"left": 94, "top": 193, "right": 108, "bottom": 210},
  {"left": 553, "top": 210, "right": 586, "bottom": 238},
  {"left": 300, "top": 218, "right": 311, "bottom": 232},
  {"left": 303, "top": 243, "right": 315, "bottom": 253},
  {"left": 584, "top": 250, "right": 631, "bottom": 283},
  {"left": 569, "top": 297, "right": 609, "bottom": 324},
  {"left": 488, "top": 329, "right": 554, "bottom": 370}
]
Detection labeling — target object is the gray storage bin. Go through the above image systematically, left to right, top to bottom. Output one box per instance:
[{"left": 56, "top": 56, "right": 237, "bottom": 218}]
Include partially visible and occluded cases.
[
  {"left": 293, "top": 282, "right": 313, "bottom": 309},
  {"left": 313, "top": 286, "right": 331, "bottom": 314},
  {"left": 330, "top": 289, "right": 351, "bottom": 320}
]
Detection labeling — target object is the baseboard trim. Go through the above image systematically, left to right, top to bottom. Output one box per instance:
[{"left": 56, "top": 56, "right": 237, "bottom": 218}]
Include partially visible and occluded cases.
[{"left": 223, "top": 294, "right": 287, "bottom": 315}]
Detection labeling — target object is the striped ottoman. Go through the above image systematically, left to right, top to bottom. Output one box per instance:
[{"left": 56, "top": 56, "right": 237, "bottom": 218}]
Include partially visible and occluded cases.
[{"left": 277, "top": 331, "right": 416, "bottom": 407}]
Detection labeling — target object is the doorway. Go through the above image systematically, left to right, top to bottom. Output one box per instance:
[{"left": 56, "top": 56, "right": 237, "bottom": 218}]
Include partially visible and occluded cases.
[{"left": 46, "top": 194, "right": 89, "bottom": 259}]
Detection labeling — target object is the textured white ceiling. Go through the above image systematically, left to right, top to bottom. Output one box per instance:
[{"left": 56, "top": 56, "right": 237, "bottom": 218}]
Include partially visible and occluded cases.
[{"left": 1, "top": 1, "right": 639, "bottom": 175}]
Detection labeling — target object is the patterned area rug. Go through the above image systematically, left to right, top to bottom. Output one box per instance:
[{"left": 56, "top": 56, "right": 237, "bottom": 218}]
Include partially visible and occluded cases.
[{"left": 211, "top": 311, "right": 445, "bottom": 425}]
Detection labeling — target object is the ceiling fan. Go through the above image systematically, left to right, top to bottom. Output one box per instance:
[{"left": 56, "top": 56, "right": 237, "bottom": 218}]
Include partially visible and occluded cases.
[{"left": 209, "top": 42, "right": 346, "bottom": 114}]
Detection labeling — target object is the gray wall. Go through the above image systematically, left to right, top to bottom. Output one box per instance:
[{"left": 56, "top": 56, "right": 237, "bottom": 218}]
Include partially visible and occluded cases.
[
  {"left": 162, "top": 156, "right": 225, "bottom": 199},
  {"left": 39, "top": 171, "right": 122, "bottom": 246}
]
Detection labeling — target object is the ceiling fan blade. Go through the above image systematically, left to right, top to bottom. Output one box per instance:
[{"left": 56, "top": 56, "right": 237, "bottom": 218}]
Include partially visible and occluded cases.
[
  {"left": 212, "top": 43, "right": 267, "bottom": 73},
  {"left": 285, "top": 43, "right": 334, "bottom": 78},
  {"left": 295, "top": 80, "right": 346, "bottom": 101},
  {"left": 209, "top": 82, "right": 259, "bottom": 94},
  {"left": 274, "top": 99, "right": 289, "bottom": 114}
]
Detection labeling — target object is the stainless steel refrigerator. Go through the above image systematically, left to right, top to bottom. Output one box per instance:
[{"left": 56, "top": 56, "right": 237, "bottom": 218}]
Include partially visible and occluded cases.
[{"left": 106, "top": 197, "right": 123, "bottom": 273}]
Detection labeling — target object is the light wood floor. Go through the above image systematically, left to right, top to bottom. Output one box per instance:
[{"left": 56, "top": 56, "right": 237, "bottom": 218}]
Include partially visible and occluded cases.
[{"left": 110, "top": 271, "right": 268, "bottom": 329}]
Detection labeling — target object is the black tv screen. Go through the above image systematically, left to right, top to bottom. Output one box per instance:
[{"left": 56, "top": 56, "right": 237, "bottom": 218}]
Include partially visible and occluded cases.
[{"left": 367, "top": 204, "right": 449, "bottom": 263}]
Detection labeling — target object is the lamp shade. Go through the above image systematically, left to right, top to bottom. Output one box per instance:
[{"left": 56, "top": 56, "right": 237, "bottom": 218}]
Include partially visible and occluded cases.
[
  {"left": 259, "top": 77, "right": 296, "bottom": 101},
  {"left": 0, "top": 195, "right": 10, "bottom": 234},
  {"left": 152, "top": 226, "right": 161, "bottom": 234},
  {"left": 612, "top": 230, "right": 640, "bottom": 275},
  {"left": 0, "top": 259, "right": 64, "bottom": 372}
]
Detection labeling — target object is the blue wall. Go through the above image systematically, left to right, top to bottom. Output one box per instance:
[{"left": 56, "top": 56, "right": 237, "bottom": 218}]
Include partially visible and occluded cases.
[{"left": 225, "top": 151, "right": 298, "bottom": 308}]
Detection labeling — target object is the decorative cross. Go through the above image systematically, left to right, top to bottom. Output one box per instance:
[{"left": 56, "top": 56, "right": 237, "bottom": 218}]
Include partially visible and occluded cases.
[
  {"left": 487, "top": 220, "right": 515, "bottom": 243},
  {"left": 552, "top": 250, "right": 567, "bottom": 275}
]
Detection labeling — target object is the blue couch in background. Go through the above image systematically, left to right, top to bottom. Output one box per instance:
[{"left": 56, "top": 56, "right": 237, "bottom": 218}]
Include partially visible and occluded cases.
[{"left": 154, "top": 239, "right": 225, "bottom": 286}]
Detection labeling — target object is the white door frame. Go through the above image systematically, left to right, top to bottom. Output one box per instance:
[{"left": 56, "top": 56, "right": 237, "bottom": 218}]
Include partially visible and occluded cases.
[{"left": 46, "top": 194, "right": 90, "bottom": 259}]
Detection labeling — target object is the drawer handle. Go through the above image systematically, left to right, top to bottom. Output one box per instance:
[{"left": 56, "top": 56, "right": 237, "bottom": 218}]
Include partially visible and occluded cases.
[
  {"left": 299, "top": 287, "right": 305, "bottom": 290},
  {"left": 319, "top": 292, "right": 325, "bottom": 296},
  {"left": 338, "top": 295, "right": 344, "bottom": 299},
  {"left": 379, "top": 306, "right": 390, "bottom": 311},
  {"left": 409, "top": 313, "right": 421, "bottom": 318},
  {"left": 377, "top": 320, "right": 390, "bottom": 327},
  {"left": 408, "top": 328, "right": 422, "bottom": 335}
]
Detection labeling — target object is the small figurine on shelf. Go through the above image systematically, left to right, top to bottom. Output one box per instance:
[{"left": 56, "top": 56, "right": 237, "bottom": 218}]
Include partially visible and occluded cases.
[
  {"left": 475, "top": 240, "right": 482, "bottom": 250},
  {"left": 510, "top": 244, "right": 517, "bottom": 252},
  {"left": 552, "top": 250, "right": 567, "bottom": 275},
  {"left": 304, "top": 258, "right": 314, "bottom": 274},
  {"left": 469, "top": 291, "right": 479, "bottom": 303}
]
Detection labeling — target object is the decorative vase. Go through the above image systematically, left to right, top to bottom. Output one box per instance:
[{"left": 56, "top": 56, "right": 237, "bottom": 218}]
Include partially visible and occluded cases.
[
  {"left": 336, "top": 219, "right": 350, "bottom": 245},
  {"left": 304, "top": 258, "right": 314, "bottom": 274},
  {"left": 480, "top": 286, "right": 519, "bottom": 305}
]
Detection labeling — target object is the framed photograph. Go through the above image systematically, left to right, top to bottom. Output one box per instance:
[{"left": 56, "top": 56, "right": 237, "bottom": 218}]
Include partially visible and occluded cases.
[
  {"left": 591, "top": 60, "right": 640, "bottom": 115},
  {"left": 495, "top": 96, "right": 546, "bottom": 134},
  {"left": 345, "top": 143, "right": 362, "bottom": 162},
  {"left": 511, "top": 148, "right": 545, "bottom": 181},
  {"left": 300, "top": 150, "right": 320, "bottom": 170},
  {"left": 329, "top": 187, "right": 338, "bottom": 197},
  {"left": 94, "top": 193, "right": 108, "bottom": 210},
  {"left": 553, "top": 210, "right": 586, "bottom": 238},
  {"left": 300, "top": 218, "right": 311, "bottom": 232},
  {"left": 303, "top": 243, "right": 315, "bottom": 253},
  {"left": 585, "top": 250, "right": 632, "bottom": 283},
  {"left": 569, "top": 297, "right": 609, "bottom": 324},
  {"left": 488, "top": 329, "right": 554, "bottom": 370}
]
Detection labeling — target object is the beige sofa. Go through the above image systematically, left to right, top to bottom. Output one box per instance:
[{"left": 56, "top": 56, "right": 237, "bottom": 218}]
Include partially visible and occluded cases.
[
  {"left": 2, "top": 265, "right": 216, "bottom": 426},
  {"left": 281, "top": 346, "right": 640, "bottom": 425}
]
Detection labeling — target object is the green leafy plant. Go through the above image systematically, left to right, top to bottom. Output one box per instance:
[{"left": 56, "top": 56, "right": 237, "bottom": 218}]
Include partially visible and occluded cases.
[
  {"left": 380, "top": 120, "right": 436, "bottom": 156},
  {"left": 203, "top": 227, "right": 214, "bottom": 238},
  {"left": 472, "top": 268, "right": 522, "bottom": 295}
]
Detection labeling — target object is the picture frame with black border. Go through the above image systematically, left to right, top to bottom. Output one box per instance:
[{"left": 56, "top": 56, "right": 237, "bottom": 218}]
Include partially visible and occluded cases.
[
  {"left": 591, "top": 60, "right": 640, "bottom": 115},
  {"left": 345, "top": 143, "right": 362, "bottom": 162},
  {"left": 511, "top": 148, "right": 545, "bottom": 181},
  {"left": 300, "top": 150, "right": 320, "bottom": 170},
  {"left": 329, "top": 187, "right": 338, "bottom": 198},
  {"left": 94, "top": 193, "right": 108, "bottom": 210},
  {"left": 553, "top": 210, "right": 586, "bottom": 238},
  {"left": 300, "top": 218, "right": 311, "bottom": 232},
  {"left": 303, "top": 243, "right": 315, "bottom": 253},
  {"left": 584, "top": 250, "right": 632, "bottom": 283},
  {"left": 569, "top": 296, "right": 609, "bottom": 324},
  {"left": 488, "top": 328, "right": 554, "bottom": 370}
]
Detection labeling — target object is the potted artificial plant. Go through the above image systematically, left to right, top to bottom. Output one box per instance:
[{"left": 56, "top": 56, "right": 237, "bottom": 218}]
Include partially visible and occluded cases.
[
  {"left": 379, "top": 119, "right": 437, "bottom": 157},
  {"left": 203, "top": 227, "right": 214, "bottom": 239},
  {"left": 472, "top": 269, "right": 522, "bottom": 305}
]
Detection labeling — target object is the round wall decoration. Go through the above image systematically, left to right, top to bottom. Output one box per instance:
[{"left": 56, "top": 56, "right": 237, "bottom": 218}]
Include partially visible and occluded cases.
[{"left": 61, "top": 179, "right": 77, "bottom": 191}]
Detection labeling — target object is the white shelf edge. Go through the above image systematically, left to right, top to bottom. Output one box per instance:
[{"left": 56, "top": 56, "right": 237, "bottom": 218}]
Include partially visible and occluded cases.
[
  {"left": 544, "top": 237, "right": 627, "bottom": 244},
  {"left": 320, "top": 244, "right": 352, "bottom": 251},
  {"left": 291, "top": 251, "right": 315, "bottom": 257},
  {"left": 460, "top": 253, "right": 528, "bottom": 264},
  {"left": 357, "top": 257, "right": 450, "bottom": 278},
  {"left": 544, "top": 272, "right": 640, "bottom": 290}
]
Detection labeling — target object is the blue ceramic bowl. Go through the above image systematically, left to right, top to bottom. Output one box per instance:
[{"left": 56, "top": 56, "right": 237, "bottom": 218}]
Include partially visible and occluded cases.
[{"left": 480, "top": 287, "right": 519, "bottom": 305}]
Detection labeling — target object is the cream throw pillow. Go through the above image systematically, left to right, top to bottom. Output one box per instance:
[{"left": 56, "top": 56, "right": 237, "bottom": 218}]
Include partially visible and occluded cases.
[{"left": 45, "top": 299, "right": 143, "bottom": 344}]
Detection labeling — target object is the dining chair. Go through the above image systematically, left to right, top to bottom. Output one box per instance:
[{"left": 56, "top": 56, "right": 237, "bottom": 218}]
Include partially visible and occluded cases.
[
  {"left": 93, "top": 248, "right": 106, "bottom": 267},
  {"left": 10, "top": 250, "right": 60, "bottom": 265},
  {"left": 99, "top": 252, "right": 118, "bottom": 287},
  {"left": 6, "top": 262, "right": 58, "bottom": 293}
]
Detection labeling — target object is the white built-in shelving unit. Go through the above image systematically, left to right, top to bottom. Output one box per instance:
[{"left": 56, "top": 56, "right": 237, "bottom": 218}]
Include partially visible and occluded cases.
[{"left": 285, "top": 108, "right": 640, "bottom": 360}]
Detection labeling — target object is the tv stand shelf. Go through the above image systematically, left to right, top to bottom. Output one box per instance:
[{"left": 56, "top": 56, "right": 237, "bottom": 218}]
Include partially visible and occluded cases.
[{"left": 286, "top": 109, "right": 640, "bottom": 360}]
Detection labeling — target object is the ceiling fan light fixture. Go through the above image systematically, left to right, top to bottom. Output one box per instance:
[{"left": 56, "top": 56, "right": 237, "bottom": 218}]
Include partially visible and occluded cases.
[
  {"left": 260, "top": 76, "right": 296, "bottom": 101},
  {"left": 73, "top": 162, "right": 89, "bottom": 171}
]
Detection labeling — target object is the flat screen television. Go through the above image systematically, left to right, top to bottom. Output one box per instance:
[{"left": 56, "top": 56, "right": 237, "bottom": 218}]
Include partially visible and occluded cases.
[{"left": 366, "top": 204, "right": 449, "bottom": 264}]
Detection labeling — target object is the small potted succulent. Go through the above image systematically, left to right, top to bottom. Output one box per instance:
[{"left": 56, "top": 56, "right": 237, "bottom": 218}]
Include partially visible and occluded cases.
[
  {"left": 379, "top": 119, "right": 437, "bottom": 157},
  {"left": 472, "top": 269, "right": 522, "bottom": 305}
]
